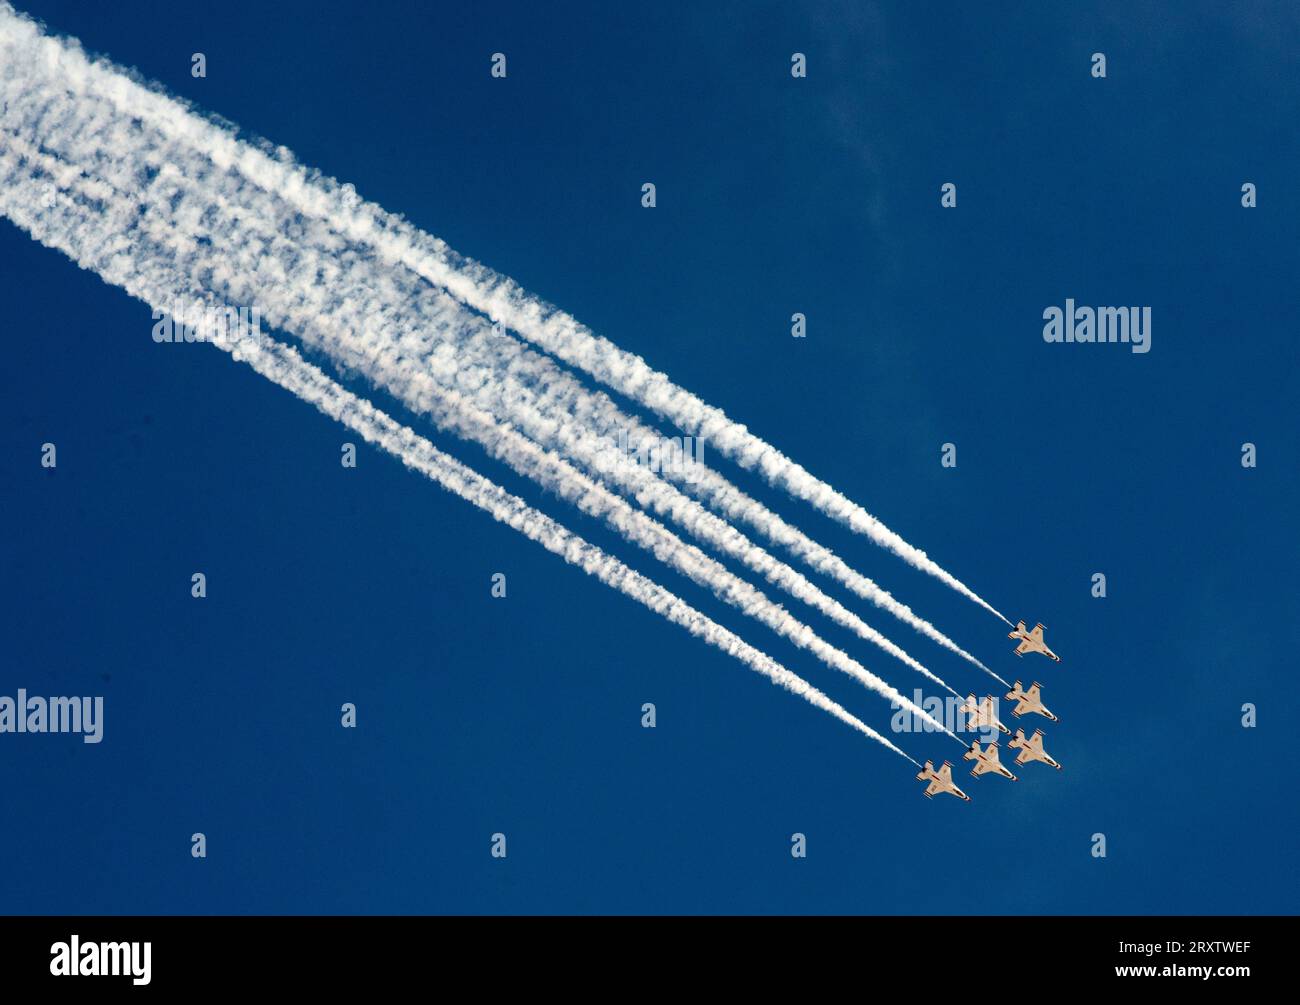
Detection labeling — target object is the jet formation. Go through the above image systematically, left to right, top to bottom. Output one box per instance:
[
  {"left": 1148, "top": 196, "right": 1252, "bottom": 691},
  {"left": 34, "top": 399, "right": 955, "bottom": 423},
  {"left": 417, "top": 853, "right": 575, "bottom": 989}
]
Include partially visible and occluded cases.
[{"left": 919, "top": 619, "right": 1065, "bottom": 802}]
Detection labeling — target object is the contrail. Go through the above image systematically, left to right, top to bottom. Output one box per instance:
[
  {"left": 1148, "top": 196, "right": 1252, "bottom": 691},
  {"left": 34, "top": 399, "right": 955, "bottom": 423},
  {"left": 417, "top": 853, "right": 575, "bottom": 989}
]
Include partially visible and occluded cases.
[
  {"left": 0, "top": 2, "right": 1011, "bottom": 628},
  {"left": 0, "top": 2, "right": 1002, "bottom": 676},
  {"left": 0, "top": 21, "right": 975, "bottom": 708},
  {"left": 0, "top": 32, "right": 991, "bottom": 685},
  {"left": 0, "top": 72, "right": 964, "bottom": 742},
  {"left": 0, "top": 129, "right": 922, "bottom": 768}
]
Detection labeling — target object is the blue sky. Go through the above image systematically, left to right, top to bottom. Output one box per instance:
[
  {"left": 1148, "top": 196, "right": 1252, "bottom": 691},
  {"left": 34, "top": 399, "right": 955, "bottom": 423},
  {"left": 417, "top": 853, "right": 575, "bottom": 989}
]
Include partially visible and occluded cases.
[{"left": 1, "top": 0, "right": 1296, "bottom": 913}]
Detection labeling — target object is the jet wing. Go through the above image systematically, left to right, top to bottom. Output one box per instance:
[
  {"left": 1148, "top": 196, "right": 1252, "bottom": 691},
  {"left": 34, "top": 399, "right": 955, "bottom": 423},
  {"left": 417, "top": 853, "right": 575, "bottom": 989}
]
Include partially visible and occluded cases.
[
  {"left": 1029, "top": 625, "right": 1044, "bottom": 643},
  {"left": 1015, "top": 639, "right": 1033, "bottom": 655},
  {"left": 1026, "top": 683, "right": 1042, "bottom": 700},
  {"left": 970, "top": 758, "right": 994, "bottom": 777},
  {"left": 937, "top": 763, "right": 953, "bottom": 785},
  {"left": 924, "top": 778, "right": 943, "bottom": 797}
]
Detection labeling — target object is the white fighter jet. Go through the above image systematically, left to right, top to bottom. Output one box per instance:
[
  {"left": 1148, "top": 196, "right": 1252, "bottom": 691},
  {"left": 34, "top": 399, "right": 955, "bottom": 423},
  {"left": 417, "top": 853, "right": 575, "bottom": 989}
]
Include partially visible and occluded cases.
[
  {"left": 1008, "top": 621, "right": 1061, "bottom": 662},
  {"left": 1005, "top": 680, "right": 1058, "bottom": 722},
  {"left": 959, "top": 694, "right": 1011, "bottom": 735},
  {"left": 1008, "top": 728, "right": 1061, "bottom": 770},
  {"left": 964, "top": 740, "right": 1017, "bottom": 781},
  {"left": 915, "top": 760, "right": 971, "bottom": 802}
]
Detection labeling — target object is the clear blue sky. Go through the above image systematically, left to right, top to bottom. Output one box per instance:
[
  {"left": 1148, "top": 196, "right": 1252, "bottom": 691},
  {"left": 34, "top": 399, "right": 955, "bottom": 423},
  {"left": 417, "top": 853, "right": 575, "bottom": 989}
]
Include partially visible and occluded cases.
[{"left": 1, "top": 0, "right": 1296, "bottom": 914}]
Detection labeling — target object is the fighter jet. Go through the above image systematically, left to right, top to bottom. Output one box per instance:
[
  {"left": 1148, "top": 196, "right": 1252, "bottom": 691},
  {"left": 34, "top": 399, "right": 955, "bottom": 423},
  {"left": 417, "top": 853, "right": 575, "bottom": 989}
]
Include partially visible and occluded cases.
[
  {"left": 1008, "top": 621, "right": 1061, "bottom": 662},
  {"left": 1005, "top": 680, "right": 1058, "bottom": 722},
  {"left": 959, "top": 694, "right": 1011, "bottom": 735},
  {"left": 1008, "top": 728, "right": 1061, "bottom": 770},
  {"left": 963, "top": 740, "right": 1017, "bottom": 781},
  {"left": 916, "top": 760, "right": 971, "bottom": 801}
]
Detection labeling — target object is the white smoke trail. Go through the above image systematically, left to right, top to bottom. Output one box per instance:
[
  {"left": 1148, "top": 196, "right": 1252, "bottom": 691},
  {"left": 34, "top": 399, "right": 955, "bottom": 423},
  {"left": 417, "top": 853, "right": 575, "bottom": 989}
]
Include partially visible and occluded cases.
[
  {"left": 0, "top": 2, "right": 1010, "bottom": 628},
  {"left": 0, "top": 20, "right": 978, "bottom": 710},
  {"left": 0, "top": 65, "right": 964, "bottom": 742},
  {"left": 0, "top": 70, "right": 987, "bottom": 691},
  {"left": 0, "top": 135, "right": 922, "bottom": 767}
]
